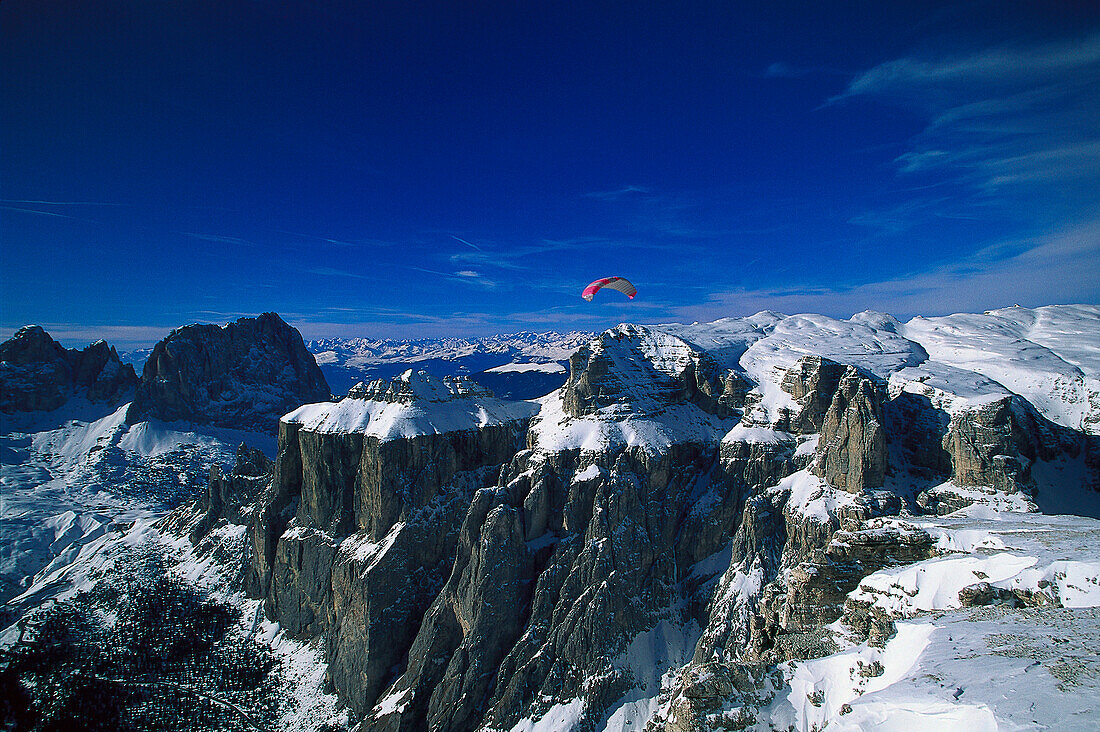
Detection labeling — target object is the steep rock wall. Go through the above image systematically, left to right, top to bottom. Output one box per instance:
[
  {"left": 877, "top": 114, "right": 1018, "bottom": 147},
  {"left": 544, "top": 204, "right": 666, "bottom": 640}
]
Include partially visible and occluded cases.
[
  {"left": 131, "top": 312, "right": 330, "bottom": 433},
  {"left": 248, "top": 389, "right": 531, "bottom": 717}
]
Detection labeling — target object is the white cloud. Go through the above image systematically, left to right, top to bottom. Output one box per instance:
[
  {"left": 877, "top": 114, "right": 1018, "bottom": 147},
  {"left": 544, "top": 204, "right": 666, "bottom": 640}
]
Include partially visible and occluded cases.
[
  {"left": 831, "top": 32, "right": 1100, "bottom": 200},
  {"left": 839, "top": 33, "right": 1100, "bottom": 98},
  {"left": 669, "top": 216, "right": 1100, "bottom": 322},
  {"left": 305, "top": 266, "right": 370, "bottom": 279}
]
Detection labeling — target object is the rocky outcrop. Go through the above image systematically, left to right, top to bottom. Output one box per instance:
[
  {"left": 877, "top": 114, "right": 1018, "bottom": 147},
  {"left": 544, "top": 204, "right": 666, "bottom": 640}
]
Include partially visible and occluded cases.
[
  {"left": 131, "top": 312, "right": 329, "bottom": 433},
  {"left": 562, "top": 324, "right": 746, "bottom": 419},
  {"left": 0, "top": 325, "right": 137, "bottom": 412},
  {"left": 780, "top": 356, "right": 846, "bottom": 434},
  {"left": 812, "top": 367, "right": 888, "bottom": 493},
  {"left": 245, "top": 371, "right": 534, "bottom": 717},
  {"left": 910, "top": 394, "right": 1093, "bottom": 512},
  {"left": 944, "top": 395, "right": 1062, "bottom": 492},
  {"left": 369, "top": 439, "right": 739, "bottom": 732},
  {"left": 158, "top": 441, "right": 275, "bottom": 585},
  {"left": 191, "top": 443, "right": 273, "bottom": 543},
  {"left": 779, "top": 521, "right": 931, "bottom": 634},
  {"left": 659, "top": 662, "right": 783, "bottom": 732}
]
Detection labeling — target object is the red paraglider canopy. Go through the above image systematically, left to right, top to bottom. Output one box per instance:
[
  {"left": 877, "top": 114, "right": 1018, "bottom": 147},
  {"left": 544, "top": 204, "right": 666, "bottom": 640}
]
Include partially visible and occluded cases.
[{"left": 582, "top": 276, "right": 637, "bottom": 301}]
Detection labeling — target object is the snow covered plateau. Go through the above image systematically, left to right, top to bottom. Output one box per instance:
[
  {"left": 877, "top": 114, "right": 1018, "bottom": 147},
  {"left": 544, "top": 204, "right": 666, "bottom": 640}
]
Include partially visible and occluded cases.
[{"left": 2, "top": 304, "right": 1099, "bottom": 731}]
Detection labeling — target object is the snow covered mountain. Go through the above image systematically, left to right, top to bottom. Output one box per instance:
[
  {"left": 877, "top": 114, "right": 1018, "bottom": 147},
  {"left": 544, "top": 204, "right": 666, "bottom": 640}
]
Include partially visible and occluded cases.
[
  {"left": 3, "top": 305, "right": 1099, "bottom": 731},
  {"left": 1, "top": 315, "right": 344, "bottom": 729},
  {"left": 306, "top": 330, "right": 592, "bottom": 397}
]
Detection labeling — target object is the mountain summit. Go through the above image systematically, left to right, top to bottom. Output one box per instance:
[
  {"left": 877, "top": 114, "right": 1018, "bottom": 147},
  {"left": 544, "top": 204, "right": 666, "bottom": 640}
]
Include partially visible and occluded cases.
[{"left": 130, "top": 312, "right": 330, "bottom": 433}]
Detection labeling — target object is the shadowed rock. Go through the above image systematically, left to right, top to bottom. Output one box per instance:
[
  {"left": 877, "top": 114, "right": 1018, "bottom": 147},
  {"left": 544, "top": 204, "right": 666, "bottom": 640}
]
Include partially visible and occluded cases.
[
  {"left": 130, "top": 312, "right": 330, "bottom": 433},
  {"left": 0, "top": 325, "right": 138, "bottom": 412},
  {"left": 812, "top": 367, "right": 888, "bottom": 493}
]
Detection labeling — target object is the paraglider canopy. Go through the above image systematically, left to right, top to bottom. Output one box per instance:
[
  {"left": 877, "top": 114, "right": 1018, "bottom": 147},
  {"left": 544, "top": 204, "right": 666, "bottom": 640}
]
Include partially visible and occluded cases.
[{"left": 582, "top": 276, "right": 637, "bottom": 301}]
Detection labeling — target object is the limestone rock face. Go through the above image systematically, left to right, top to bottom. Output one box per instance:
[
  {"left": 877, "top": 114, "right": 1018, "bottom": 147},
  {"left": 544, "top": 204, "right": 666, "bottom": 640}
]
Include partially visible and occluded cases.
[
  {"left": 131, "top": 312, "right": 329, "bottom": 433},
  {"left": 562, "top": 324, "right": 744, "bottom": 419},
  {"left": 0, "top": 325, "right": 137, "bottom": 412},
  {"left": 780, "top": 356, "right": 846, "bottom": 434},
  {"left": 812, "top": 367, "right": 888, "bottom": 493},
  {"left": 245, "top": 372, "right": 533, "bottom": 718},
  {"left": 942, "top": 395, "right": 1067, "bottom": 491},
  {"left": 368, "top": 440, "right": 740, "bottom": 732},
  {"left": 157, "top": 441, "right": 275, "bottom": 586},
  {"left": 779, "top": 521, "right": 931, "bottom": 633}
]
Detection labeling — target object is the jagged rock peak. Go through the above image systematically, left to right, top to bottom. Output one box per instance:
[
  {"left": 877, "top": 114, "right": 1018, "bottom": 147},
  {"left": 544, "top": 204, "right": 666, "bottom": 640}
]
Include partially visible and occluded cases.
[
  {"left": 130, "top": 312, "right": 330, "bottom": 433},
  {"left": 561, "top": 323, "right": 743, "bottom": 419},
  {"left": 0, "top": 324, "right": 138, "bottom": 412},
  {"left": 1, "top": 325, "right": 69, "bottom": 365},
  {"left": 778, "top": 355, "right": 847, "bottom": 434},
  {"left": 812, "top": 366, "right": 888, "bottom": 493},
  {"left": 347, "top": 368, "right": 494, "bottom": 404}
]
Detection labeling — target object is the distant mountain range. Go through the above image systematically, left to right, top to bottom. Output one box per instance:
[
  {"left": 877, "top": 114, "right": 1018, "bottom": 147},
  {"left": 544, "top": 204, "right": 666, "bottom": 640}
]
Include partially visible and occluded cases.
[
  {"left": 121, "top": 330, "right": 592, "bottom": 399},
  {"left": 304, "top": 330, "right": 593, "bottom": 398}
]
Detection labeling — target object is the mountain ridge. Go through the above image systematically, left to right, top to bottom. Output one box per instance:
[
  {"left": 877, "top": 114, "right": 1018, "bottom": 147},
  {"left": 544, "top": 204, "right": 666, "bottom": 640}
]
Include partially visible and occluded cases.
[{"left": 4, "top": 304, "right": 1099, "bottom": 731}]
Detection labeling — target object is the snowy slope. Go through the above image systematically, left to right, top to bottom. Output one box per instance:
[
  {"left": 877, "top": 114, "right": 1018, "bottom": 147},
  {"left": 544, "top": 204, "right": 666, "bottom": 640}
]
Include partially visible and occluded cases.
[
  {"left": 525, "top": 304, "right": 1098, "bottom": 455},
  {"left": 649, "top": 305, "right": 1099, "bottom": 434},
  {"left": 902, "top": 305, "right": 1100, "bottom": 432},
  {"left": 526, "top": 323, "right": 742, "bottom": 453},
  {"left": 284, "top": 369, "right": 539, "bottom": 440},
  {"left": 1, "top": 400, "right": 273, "bottom": 622},
  {"left": 756, "top": 505, "right": 1100, "bottom": 732}
]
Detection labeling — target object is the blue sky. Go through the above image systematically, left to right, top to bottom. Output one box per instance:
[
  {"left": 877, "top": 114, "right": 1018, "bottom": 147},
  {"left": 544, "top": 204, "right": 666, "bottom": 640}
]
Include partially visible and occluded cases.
[{"left": 2, "top": 1, "right": 1098, "bottom": 347}]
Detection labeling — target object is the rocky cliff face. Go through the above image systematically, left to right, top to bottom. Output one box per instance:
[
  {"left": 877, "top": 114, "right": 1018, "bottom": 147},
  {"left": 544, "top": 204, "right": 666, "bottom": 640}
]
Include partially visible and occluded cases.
[
  {"left": 174, "top": 306, "right": 1100, "bottom": 731},
  {"left": 130, "top": 312, "right": 329, "bottom": 433},
  {"left": 0, "top": 325, "right": 138, "bottom": 412},
  {"left": 362, "top": 328, "right": 753, "bottom": 731},
  {"left": 811, "top": 366, "right": 888, "bottom": 494},
  {"left": 241, "top": 370, "right": 536, "bottom": 717}
]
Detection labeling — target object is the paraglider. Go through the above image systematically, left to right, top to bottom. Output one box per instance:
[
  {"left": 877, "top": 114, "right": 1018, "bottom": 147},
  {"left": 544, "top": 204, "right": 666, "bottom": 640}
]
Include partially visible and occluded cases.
[{"left": 582, "top": 276, "right": 637, "bottom": 301}]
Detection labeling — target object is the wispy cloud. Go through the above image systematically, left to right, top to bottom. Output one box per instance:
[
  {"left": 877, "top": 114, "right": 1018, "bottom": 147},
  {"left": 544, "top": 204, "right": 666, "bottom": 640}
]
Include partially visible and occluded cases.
[
  {"left": 830, "top": 32, "right": 1100, "bottom": 198},
  {"left": 837, "top": 34, "right": 1100, "bottom": 100},
  {"left": 582, "top": 185, "right": 651, "bottom": 200},
  {"left": 845, "top": 197, "right": 983, "bottom": 236},
  {"left": 0, "top": 199, "right": 125, "bottom": 206},
  {"left": 0, "top": 204, "right": 98, "bottom": 223},
  {"left": 669, "top": 216, "right": 1100, "bottom": 322},
  {"left": 274, "top": 228, "right": 396, "bottom": 249},
  {"left": 184, "top": 232, "right": 260, "bottom": 247},
  {"left": 451, "top": 235, "right": 482, "bottom": 251},
  {"left": 448, "top": 236, "right": 616, "bottom": 273},
  {"left": 405, "top": 264, "right": 498, "bottom": 289},
  {"left": 304, "top": 266, "right": 370, "bottom": 280},
  {"left": 451, "top": 269, "right": 496, "bottom": 288}
]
